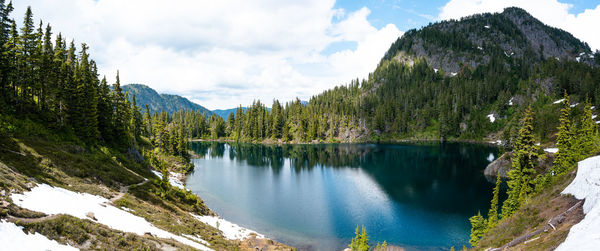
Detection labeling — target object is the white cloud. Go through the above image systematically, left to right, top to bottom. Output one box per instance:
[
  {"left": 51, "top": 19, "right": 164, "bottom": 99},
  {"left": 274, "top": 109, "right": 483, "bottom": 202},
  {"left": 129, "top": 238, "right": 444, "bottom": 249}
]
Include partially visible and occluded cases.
[
  {"left": 12, "top": 0, "right": 402, "bottom": 109},
  {"left": 438, "top": 0, "right": 600, "bottom": 51}
]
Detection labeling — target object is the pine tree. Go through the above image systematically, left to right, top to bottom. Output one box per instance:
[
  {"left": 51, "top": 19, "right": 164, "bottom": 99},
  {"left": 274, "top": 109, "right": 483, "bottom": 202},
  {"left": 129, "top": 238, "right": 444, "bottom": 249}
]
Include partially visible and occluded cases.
[
  {"left": 112, "top": 71, "right": 131, "bottom": 145},
  {"left": 96, "top": 76, "right": 113, "bottom": 142},
  {"left": 554, "top": 92, "right": 573, "bottom": 173},
  {"left": 130, "top": 94, "right": 143, "bottom": 141},
  {"left": 575, "top": 97, "right": 599, "bottom": 158},
  {"left": 501, "top": 107, "right": 539, "bottom": 218},
  {"left": 487, "top": 174, "right": 501, "bottom": 229},
  {"left": 469, "top": 211, "right": 487, "bottom": 247},
  {"left": 349, "top": 226, "right": 369, "bottom": 251}
]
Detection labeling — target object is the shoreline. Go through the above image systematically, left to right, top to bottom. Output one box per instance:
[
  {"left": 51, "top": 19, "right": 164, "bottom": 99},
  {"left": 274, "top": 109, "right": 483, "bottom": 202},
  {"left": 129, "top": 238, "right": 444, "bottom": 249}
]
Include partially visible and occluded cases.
[{"left": 190, "top": 137, "right": 505, "bottom": 148}]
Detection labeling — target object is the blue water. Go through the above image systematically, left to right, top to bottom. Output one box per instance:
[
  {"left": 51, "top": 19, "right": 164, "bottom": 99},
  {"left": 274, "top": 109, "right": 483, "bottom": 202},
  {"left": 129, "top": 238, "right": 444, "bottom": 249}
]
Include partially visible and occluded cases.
[{"left": 186, "top": 142, "right": 499, "bottom": 250}]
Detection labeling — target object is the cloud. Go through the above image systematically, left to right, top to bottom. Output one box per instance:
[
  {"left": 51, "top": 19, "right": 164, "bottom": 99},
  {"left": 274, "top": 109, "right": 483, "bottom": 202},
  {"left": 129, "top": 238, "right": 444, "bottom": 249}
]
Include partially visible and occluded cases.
[
  {"left": 12, "top": 0, "right": 402, "bottom": 109},
  {"left": 438, "top": 0, "right": 600, "bottom": 51}
]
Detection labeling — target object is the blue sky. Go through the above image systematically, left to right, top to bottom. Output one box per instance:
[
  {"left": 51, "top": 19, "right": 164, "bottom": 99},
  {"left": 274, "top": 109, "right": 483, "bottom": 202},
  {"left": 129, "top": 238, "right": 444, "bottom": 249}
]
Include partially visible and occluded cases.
[{"left": 12, "top": 0, "right": 600, "bottom": 109}]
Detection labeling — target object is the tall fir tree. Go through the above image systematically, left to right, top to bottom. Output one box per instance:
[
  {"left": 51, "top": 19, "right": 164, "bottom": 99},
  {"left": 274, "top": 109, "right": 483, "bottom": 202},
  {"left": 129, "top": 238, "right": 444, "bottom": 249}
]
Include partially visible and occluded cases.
[
  {"left": 554, "top": 92, "right": 574, "bottom": 173},
  {"left": 501, "top": 107, "right": 539, "bottom": 218},
  {"left": 487, "top": 174, "right": 502, "bottom": 229}
]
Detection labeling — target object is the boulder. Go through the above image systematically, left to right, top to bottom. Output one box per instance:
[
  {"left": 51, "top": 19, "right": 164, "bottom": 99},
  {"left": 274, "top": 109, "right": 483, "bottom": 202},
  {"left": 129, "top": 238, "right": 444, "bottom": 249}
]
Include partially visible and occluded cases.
[{"left": 484, "top": 152, "right": 511, "bottom": 178}]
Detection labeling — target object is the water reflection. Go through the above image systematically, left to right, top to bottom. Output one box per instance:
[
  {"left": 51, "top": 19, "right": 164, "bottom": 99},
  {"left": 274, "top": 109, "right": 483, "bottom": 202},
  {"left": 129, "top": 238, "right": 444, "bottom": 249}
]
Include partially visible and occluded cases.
[{"left": 187, "top": 142, "right": 499, "bottom": 250}]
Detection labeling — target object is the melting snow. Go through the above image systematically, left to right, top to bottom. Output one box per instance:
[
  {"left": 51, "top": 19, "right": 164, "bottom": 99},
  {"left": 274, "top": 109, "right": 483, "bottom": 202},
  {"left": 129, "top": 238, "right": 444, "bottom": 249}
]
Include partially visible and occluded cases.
[
  {"left": 553, "top": 99, "right": 565, "bottom": 104},
  {"left": 487, "top": 114, "right": 496, "bottom": 123},
  {"left": 544, "top": 148, "right": 559, "bottom": 153},
  {"left": 487, "top": 153, "right": 495, "bottom": 162},
  {"left": 556, "top": 156, "right": 600, "bottom": 250},
  {"left": 151, "top": 170, "right": 185, "bottom": 189},
  {"left": 11, "top": 184, "right": 212, "bottom": 251},
  {"left": 190, "top": 214, "right": 264, "bottom": 240},
  {"left": 0, "top": 220, "right": 78, "bottom": 251}
]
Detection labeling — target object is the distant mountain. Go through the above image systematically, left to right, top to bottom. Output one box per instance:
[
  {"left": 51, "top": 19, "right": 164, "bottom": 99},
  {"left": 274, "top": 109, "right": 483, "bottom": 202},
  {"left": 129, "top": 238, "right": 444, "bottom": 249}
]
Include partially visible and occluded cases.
[
  {"left": 383, "top": 7, "right": 596, "bottom": 73},
  {"left": 122, "top": 84, "right": 212, "bottom": 115},
  {"left": 213, "top": 108, "right": 247, "bottom": 120}
]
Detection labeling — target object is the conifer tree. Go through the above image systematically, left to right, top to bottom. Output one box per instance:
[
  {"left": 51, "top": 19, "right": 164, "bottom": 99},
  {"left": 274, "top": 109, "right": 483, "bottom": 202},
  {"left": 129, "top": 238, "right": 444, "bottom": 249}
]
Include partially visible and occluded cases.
[
  {"left": 554, "top": 92, "right": 573, "bottom": 173},
  {"left": 575, "top": 97, "right": 599, "bottom": 158},
  {"left": 501, "top": 107, "right": 539, "bottom": 218},
  {"left": 487, "top": 174, "right": 501, "bottom": 229},
  {"left": 469, "top": 211, "right": 487, "bottom": 247}
]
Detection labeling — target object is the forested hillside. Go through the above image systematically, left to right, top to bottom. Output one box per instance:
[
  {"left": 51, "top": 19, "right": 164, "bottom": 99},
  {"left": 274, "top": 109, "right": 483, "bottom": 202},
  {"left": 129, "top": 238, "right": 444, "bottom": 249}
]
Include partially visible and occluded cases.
[
  {"left": 178, "top": 7, "right": 600, "bottom": 146},
  {"left": 122, "top": 84, "right": 213, "bottom": 115}
]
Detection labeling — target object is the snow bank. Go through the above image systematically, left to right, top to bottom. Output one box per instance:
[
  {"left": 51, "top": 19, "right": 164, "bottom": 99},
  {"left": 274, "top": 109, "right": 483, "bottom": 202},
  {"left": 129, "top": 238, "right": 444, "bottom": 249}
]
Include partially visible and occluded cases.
[
  {"left": 553, "top": 99, "right": 565, "bottom": 104},
  {"left": 487, "top": 114, "right": 496, "bottom": 123},
  {"left": 544, "top": 148, "right": 558, "bottom": 153},
  {"left": 487, "top": 153, "right": 495, "bottom": 162},
  {"left": 556, "top": 156, "right": 600, "bottom": 250},
  {"left": 151, "top": 170, "right": 185, "bottom": 189},
  {"left": 11, "top": 184, "right": 212, "bottom": 251},
  {"left": 190, "top": 214, "right": 264, "bottom": 240},
  {"left": 0, "top": 220, "right": 78, "bottom": 251}
]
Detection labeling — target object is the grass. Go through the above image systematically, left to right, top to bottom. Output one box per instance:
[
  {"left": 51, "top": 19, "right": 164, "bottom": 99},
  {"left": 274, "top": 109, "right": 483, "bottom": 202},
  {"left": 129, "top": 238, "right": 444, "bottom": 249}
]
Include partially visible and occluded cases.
[
  {"left": 476, "top": 168, "right": 583, "bottom": 250},
  {"left": 19, "top": 214, "right": 191, "bottom": 250}
]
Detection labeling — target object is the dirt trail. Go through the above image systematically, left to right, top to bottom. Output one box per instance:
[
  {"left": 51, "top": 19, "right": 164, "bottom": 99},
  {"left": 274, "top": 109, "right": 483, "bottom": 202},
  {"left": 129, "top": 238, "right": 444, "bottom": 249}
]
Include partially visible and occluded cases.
[
  {"left": 110, "top": 178, "right": 150, "bottom": 203},
  {"left": 5, "top": 214, "right": 61, "bottom": 223}
]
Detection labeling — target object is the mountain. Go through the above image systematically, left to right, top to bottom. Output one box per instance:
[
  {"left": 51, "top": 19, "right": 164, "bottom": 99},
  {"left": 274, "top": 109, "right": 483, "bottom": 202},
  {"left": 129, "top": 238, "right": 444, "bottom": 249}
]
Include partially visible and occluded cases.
[
  {"left": 383, "top": 7, "right": 597, "bottom": 74},
  {"left": 122, "top": 84, "right": 212, "bottom": 115},
  {"left": 213, "top": 108, "right": 247, "bottom": 120}
]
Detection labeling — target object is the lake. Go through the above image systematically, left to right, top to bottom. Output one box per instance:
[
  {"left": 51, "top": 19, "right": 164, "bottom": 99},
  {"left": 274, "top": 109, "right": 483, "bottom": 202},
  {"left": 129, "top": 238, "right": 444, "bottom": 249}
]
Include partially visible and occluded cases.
[{"left": 186, "top": 142, "right": 500, "bottom": 250}]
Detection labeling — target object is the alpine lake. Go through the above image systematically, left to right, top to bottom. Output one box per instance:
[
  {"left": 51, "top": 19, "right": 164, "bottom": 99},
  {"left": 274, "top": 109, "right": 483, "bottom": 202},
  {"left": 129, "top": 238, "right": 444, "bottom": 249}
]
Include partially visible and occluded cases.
[{"left": 185, "top": 142, "right": 501, "bottom": 251}]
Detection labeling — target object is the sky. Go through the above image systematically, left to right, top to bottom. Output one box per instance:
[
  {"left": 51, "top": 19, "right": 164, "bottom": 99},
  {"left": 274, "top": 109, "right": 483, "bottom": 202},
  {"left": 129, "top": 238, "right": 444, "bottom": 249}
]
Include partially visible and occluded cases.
[{"left": 10, "top": 0, "right": 600, "bottom": 110}]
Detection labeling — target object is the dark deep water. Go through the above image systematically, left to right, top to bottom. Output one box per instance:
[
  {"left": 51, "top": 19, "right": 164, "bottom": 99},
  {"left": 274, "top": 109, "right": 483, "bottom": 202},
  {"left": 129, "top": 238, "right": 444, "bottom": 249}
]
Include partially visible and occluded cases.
[{"left": 186, "top": 142, "right": 500, "bottom": 250}]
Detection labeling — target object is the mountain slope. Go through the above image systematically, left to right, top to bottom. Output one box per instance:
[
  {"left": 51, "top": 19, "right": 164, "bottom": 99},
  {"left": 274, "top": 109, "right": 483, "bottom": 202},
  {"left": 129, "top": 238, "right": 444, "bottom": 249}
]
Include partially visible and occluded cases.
[
  {"left": 383, "top": 7, "right": 596, "bottom": 73},
  {"left": 122, "top": 84, "right": 212, "bottom": 115}
]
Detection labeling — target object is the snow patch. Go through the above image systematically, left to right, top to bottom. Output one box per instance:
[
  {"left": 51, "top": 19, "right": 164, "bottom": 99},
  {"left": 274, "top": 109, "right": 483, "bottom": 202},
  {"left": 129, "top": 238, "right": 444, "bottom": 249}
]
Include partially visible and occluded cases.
[
  {"left": 484, "top": 25, "right": 490, "bottom": 29},
  {"left": 477, "top": 46, "right": 483, "bottom": 50},
  {"left": 576, "top": 57, "right": 581, "bottom": 62},
  {"left": 434, "top": 68, "right": 438, "bottom": 73},
  {"left": 450, "top": 72, "right": 457, "bottom": 76},
  {"left": 508, "top": 98, "right": 514, "bottom": 106},
  {"left": 553, "top": 99, "right": 565, "bottom": 104},
  {"left": 570, "top": 103, "right": 579, "bottom": 108},
  {"left": 591, "top": 106, "right": 595, "bottom": 110},
  {"left": 487, "top": 114, "right": 496, "bottom": 123},
  {"left": 593, "top": 115, "right": 597, "bottom": 119},
  {"left": 489, "top": 140, "right": 503, "bottom": 146},
  {"left": 544, "top": 148, "right": 559, "bottom": 153},
  {"left": 487, "top": 153, "right": 495, "bottom": 162},
  {"left": 556, "top": 156, "right": 600, "bottom": 250},
  {"left": 151, "top": 170, "right": 185, "bottom": 189},
  {"left": 11, "top": 184, "right": 212, "bottom": 251},
  {"left": 190, "top": 214, "right": 264, "bottom": 240},
  {"left": 0, "top": 220, "right": 78, "bottom": 251}
]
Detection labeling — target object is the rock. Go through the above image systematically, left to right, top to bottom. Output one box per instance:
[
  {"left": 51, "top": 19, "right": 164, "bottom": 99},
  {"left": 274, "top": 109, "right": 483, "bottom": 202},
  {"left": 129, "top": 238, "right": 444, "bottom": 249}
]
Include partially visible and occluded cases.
[
  {"left": 127, "top": 147, "right": 144, "bottom": 163},
  {"left": 484, "top": 152, "right": 511, "bottom": 178},
  {"left": 86, "top": 212, "right": 97, "bottom": 221}
]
